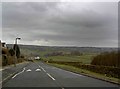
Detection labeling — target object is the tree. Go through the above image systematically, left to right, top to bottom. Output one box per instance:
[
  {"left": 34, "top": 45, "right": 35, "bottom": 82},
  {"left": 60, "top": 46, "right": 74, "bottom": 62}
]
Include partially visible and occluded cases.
[
  {"left": 13, "top": 44, "right": 20, "bottom": 58},
  {"left": 9, "top": 48, "right": 15, "bottom": 56},
  {"left": 71, "top": 51, "right": 82, "bottom": 56},
  {"left": 91, "top": 51, "right": 119, "bottom": 67}
]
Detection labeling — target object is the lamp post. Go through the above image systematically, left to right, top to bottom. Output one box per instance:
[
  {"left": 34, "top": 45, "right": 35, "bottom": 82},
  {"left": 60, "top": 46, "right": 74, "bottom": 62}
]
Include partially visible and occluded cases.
[{"left": 14, "top": 37, "right": 21, "bottom": 67}]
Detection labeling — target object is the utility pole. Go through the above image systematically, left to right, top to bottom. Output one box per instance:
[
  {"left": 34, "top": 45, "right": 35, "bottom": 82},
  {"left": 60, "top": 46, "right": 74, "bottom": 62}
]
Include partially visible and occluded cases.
[{"left": 14, "top": 37, "right": 21, "bottom": 67}]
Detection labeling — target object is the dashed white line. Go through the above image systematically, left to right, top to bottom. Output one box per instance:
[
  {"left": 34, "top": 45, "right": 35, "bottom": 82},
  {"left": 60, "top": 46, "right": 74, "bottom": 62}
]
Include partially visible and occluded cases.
[
  {"left": 38, "top": 66, "right": 42, "bottom": 69},
  {"left": 39, "top": 66, "right": 46, "bottom": 72},
  {"left": 12, "top": 67, "right": 26, "bottom": 79},
  {"left": 42, "top": 68, "right": 46, "bottom": 72},
  {"left": 47, "top": 73, "right": 55, "bottom": 81}
]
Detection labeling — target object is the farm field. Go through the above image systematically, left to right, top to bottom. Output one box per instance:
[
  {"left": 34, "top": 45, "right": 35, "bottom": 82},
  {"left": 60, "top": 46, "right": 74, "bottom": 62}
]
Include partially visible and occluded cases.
[{"left": 43, "top": 53, "right": 97, "bottom": 64}]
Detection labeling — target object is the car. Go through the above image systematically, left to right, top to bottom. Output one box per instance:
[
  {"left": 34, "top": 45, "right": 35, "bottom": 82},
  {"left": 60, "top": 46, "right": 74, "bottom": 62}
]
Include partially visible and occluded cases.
[{"left": 34, "top": 56, "right": 40, "bottom": 60}]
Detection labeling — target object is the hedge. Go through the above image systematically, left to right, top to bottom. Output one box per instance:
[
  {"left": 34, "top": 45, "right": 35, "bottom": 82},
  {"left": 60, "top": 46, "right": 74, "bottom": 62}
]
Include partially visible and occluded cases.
[{"left": 47, "top": 61, "right": 120, "bottom": 78}]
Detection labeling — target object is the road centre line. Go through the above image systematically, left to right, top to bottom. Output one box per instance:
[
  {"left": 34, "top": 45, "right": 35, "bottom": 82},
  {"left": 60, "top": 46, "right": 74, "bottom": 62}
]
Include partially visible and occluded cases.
[
  {"left": 38, "top": 65, "right": 43, "bottom": 69},
  {"left": 39, "top": 66, "right": 46, "bottom": 72},
  {"left": 12, "top": 67, "right": 26, "bottom": 79},
  {"left": 42, "top": 68, "right": 46, "bottom": 72},
  {"left": 47, "top": 73, "right": 55, "bottom": 81}
]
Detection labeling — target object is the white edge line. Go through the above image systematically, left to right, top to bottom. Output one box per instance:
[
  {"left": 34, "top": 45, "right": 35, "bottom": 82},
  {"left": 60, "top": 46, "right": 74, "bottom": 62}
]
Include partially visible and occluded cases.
[
  {"left": 0, "top": 67, "right": 26, "bottom": 83},
  {"left": 12, "top": 67, "right": 25, "bottom": 79},
  {"left": 0, "top": 73, "right": 13, "bottom": 84},
  {"left": 47, "top": 73, "right": 55, "bottom": 81}
]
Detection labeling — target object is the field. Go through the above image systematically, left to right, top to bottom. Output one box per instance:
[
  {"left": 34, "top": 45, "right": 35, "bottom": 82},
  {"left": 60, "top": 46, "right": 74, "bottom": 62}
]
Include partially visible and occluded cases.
[{"left": 43, "top": 53, "right": 97, "bottom": 64}]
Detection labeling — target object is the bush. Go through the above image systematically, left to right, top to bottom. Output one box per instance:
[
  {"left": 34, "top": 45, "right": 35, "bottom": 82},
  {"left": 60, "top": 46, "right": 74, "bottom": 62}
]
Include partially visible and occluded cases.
[
  {"left": 71, "top": 51, "right": 82, "bottom": 56},
  {"left": 91, "top": 51, "right": 119, "bottom": 67},
  {"left": 2, "top": 55, "right": 8, "bottom": 66},
  {"left": 20, "top": 55, "right": 25, "bottom": 58},
  {"left": 7, "top": 56, "right": 14, "bottom": 65}
]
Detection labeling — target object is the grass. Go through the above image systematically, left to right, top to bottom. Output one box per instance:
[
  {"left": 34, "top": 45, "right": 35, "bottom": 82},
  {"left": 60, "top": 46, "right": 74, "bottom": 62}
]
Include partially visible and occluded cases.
[
  {"left": 43, "top": 53, "right": 96, "bottom": 64},
  {"left": 48, "top": 63, "right": 119, "bottom": 84}
]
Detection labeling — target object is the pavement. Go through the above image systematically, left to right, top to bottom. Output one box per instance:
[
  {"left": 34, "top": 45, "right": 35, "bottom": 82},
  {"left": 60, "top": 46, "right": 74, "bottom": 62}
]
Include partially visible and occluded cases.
[{"left": 1, "top": 61, "right": 120, "bottom": 89}]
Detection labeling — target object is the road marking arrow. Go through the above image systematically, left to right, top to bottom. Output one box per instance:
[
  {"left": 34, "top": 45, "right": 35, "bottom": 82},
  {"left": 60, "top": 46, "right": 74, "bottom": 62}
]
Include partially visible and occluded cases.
[
  {"left": 26, "top": 69, "right": 32, "bottom": 72},
  {"left": 35, "top": 69, "right": 41, "bottom": 72}
]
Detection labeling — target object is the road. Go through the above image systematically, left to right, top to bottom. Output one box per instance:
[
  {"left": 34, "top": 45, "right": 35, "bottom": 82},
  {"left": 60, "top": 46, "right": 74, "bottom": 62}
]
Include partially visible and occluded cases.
[{"left": 2, "top": 61, "right": 119, "bottom": 89}]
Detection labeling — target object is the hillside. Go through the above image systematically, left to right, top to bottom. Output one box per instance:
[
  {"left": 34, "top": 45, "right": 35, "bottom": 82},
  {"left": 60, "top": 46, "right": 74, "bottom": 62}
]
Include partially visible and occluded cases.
[{"left": 6, "top": 44, "right": 117, "bottom": 57}]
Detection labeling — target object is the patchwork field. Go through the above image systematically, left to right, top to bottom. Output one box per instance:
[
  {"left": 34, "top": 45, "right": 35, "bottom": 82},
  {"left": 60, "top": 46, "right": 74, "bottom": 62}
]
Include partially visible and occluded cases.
[{"left": 43, "top": 53, "right": 97, "bottom": 64}]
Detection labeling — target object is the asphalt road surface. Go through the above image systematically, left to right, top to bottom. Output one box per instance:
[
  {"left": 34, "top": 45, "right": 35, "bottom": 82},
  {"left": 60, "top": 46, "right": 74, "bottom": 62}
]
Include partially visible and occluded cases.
[{"left": 2, "top": 61, "right": 119, "bottom": 89}]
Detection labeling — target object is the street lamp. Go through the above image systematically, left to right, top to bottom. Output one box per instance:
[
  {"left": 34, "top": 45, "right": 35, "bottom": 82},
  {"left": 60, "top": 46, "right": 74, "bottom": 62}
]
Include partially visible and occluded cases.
[
  {"left": 14, "top": 37, "right": 21, "bottom": 67},
  {"left": 15, "top": 37, "right": 21, "bottom": 44}
]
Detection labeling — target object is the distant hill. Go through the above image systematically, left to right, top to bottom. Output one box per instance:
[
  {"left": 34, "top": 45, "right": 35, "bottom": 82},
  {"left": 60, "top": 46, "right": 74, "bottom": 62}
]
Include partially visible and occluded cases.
[{"left": 7, "top": 44, "right": 118, "bottom": 57}]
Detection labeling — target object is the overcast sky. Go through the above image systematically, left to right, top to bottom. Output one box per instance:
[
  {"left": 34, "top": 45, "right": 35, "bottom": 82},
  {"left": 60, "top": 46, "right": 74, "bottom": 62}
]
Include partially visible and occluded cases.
[{"left": 1, "top": 1, "right": 118, "bottom": 47}]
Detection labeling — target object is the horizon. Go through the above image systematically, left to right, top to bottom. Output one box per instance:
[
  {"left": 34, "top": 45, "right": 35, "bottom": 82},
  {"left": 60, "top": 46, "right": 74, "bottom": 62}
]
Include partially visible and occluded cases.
[{"left": 6, "top": 43, "right": 118, "bottom": 48}]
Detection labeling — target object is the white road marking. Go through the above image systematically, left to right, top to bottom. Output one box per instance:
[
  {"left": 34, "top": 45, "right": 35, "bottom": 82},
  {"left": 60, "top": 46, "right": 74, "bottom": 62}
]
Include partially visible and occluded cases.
[
  {"left": 38, "top": 66, "right": 42, "bottom": 68},
  {"left": 39, "top": 66, "right": 46, "bottom": 72},
  {"left": 54, "top": 66, "right": 84, "bottom": 77},
  {"left": 12, "top": 67, "right": 26, "bottom": 79},
  {"left": 42, "top": 68, "right": 46, "bottom": 72},
  {"left": 26, "top": 69, "right": 32, "bottom": 72},
  {"left": 35, "top": 69, "right": 41, "bottom": 72},
  {"left": 66, "top": 70, "right": 84, "bottom": 77},
  {"left": 0, "top": 73, "right": 13, "bottom": 84},
  {"left": 47, "top": 73, "right": 55, "bottom": 81}
]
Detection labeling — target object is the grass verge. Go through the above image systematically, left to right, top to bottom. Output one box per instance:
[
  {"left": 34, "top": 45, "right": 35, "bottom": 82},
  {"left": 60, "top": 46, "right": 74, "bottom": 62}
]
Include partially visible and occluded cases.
[{"left": 48, "top": 63, "right": 120, "bottom": 85}]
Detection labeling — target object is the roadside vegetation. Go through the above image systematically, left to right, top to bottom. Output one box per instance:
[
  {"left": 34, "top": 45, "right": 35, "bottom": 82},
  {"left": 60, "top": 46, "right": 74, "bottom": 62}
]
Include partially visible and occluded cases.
[
  {"left": 2, "top": 43, "right": 26, "bottom": 66},
  {"left": 2, "top": 43, "right": 119, "bottom": 84},
  {"left": 42, "top": 51, "right": 119, "bottom": 84},
  {"left": 91, "top": 51, "right": 119, "bottom": 67},
  {"left": 49, "top": 63, "right": 119, "bottom": 84}
]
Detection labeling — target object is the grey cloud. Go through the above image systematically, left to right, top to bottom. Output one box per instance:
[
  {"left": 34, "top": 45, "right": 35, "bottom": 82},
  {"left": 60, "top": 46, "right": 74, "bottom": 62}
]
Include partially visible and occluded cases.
[{"left": 2, "top": 2, "right": 118, "bottom": 47}]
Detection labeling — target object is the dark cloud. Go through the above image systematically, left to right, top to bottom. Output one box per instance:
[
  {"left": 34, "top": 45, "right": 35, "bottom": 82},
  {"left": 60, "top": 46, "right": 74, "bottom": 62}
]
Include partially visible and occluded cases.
[{"left": 2, "top": 2, "right": 118, "bottom": 47}]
